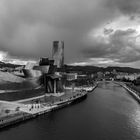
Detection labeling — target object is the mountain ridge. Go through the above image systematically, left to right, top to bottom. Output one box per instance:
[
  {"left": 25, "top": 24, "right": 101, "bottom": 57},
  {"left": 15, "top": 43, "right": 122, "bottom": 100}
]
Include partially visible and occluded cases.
[
  {"left": 0, "top": 61, "right": 139, "bottom": 74},
  {"left": 0, "top": 61, "right": 23, "bottom": 68},
  {"left": 64, "top": 65, "right": 140, "bottom": 74}
]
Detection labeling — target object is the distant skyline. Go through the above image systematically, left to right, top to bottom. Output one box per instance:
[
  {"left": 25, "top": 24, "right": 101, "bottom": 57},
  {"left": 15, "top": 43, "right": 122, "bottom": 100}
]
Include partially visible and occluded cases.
[{"left": 0, "top": 0, "right": 140, "bottom": 68}]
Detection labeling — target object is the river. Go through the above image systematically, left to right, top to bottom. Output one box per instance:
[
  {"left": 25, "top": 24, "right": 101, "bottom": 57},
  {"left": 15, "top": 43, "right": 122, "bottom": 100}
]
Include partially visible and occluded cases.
[{"left": 0, "top": 82, "right": 140, "bottom": 140}]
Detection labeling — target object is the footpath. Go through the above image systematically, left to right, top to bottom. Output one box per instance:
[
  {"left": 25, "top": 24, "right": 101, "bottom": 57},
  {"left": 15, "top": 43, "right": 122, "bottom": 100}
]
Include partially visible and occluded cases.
[{"left": 0, "top": 85, "right": 97, "bottom": 129}]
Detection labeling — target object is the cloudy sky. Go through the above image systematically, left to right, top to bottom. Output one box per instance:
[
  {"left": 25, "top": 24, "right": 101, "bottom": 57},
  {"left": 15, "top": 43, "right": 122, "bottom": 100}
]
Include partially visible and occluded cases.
[{"left": 0, "top": 0, "right": 140, "bottom": 68}]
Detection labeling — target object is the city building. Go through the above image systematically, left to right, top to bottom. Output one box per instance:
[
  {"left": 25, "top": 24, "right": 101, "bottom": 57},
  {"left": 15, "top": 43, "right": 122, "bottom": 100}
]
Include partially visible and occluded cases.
[
  {"left": 52, "top": 41, "right": 64, "bottom": 68},
  {"left": 22, "top": 57, "right": 64, "bottom": 94},
  {"left": 22, "top": 62, "right": 42, "bottom": 78},
  {"left": 97, "top": 71, "right": 104, "bottom": 80},
  {"left": 65, "top": 73, "right": 78, "bottom": 81},
  {"left": 116, "top": 73, "right": 140, "bottom": 81},
  {"left": 43, "top": 74, "right": 63, "bottom": 93}
]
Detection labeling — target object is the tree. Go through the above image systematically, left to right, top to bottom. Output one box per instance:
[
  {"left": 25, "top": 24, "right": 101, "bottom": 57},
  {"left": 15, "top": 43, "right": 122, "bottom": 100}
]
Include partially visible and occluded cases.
[{"left": 5, "top": 109, "right": 10, "bottom": 116}]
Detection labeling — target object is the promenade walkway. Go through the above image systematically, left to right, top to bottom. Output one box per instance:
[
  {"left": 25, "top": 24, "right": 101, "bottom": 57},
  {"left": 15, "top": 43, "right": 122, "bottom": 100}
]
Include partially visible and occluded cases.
[
  {"left": 0, "top": 85, "right": 96, "bottom": 127},
  {"left": 15, "top": 92, "right": 65, "bottom": 103}
]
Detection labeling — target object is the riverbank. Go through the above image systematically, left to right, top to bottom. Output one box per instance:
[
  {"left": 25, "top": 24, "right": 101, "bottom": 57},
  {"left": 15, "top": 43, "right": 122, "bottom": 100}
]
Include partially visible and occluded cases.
[
  {"left": 114, "top": 81, "right": 140, "bottom": 103},
  {"left": 0, "top": 82, "right": 139, "bottom": 140},
  {"left": 0, "top": 84, "right": 98, "bottom": 129},
  {"left": 64, "top": 84, "right": 97, "bottom": 93},
  {"left": 0, "top": 90, "right": 88, "bottom": 129}
]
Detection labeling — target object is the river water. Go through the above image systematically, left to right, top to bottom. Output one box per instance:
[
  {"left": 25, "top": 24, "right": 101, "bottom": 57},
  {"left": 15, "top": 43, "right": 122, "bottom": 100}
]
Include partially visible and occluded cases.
[{"left": 0, "top": 82, "right": 140, "bottom": 140}]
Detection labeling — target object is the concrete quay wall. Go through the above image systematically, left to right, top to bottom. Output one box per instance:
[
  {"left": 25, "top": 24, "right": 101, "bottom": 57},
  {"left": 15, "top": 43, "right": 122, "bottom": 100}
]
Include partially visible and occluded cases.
[
  {"left": 114, "top": 81, "right": 140, "bottom": 103},
  {"left": 0, "top": 91, "right": 88, "bottom": 129}
]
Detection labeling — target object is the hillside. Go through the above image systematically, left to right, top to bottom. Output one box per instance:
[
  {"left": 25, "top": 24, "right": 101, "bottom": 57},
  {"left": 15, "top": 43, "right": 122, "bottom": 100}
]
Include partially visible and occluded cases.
[
  {"left": 0, "top": 61, "right": 22, "bottom": 68},
  {"left": 0, "top": 61, "right": 139, "bottom": 74},
  {"left": 63, "top": 65, "right": 140, "bottom": 74}
]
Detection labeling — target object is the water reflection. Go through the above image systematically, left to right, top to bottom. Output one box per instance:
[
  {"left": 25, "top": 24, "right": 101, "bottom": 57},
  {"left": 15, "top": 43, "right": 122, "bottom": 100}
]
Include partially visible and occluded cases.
[{"left": 130, "top": 108, "right": 140, "bottom": 135}]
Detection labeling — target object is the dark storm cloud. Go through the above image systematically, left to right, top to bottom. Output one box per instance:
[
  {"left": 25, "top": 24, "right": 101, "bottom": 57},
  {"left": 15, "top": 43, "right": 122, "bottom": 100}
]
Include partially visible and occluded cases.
[
  {"left": 0, "top": 0, "right": 140, "bottom": 64},
  {"left": 0, "top": 0, "right": 118, "bottom": 62},
  {"left": 107, "top": 0, "right": 140, "bottom": 14},
  {"left": 82, "top": 28, "right": 140, "bottom": 63},
  {"left": 104, "top": 28, "right": 114, "bottom": 35}
]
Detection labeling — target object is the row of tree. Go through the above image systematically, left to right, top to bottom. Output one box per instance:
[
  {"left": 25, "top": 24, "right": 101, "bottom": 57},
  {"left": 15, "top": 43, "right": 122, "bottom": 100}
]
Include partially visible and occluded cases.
[{"left": 118, "top": 77, "right": 140, "bottom": 86}]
